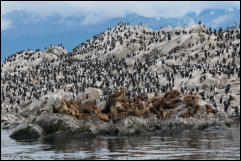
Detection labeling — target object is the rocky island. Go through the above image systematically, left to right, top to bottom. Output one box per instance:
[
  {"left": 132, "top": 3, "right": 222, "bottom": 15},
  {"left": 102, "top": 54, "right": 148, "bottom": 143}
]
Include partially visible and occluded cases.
[{"left": 1, "top": 22, "right": 240, "bottom": 141}]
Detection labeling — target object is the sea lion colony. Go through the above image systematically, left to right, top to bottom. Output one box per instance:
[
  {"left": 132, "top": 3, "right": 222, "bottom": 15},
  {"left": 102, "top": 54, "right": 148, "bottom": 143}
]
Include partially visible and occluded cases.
[
  {"left": 1, "top": 22, "right": 240, "bottom": 120},
  {"left": 52, "top": 89, "right": 218, "bottom": 122}
]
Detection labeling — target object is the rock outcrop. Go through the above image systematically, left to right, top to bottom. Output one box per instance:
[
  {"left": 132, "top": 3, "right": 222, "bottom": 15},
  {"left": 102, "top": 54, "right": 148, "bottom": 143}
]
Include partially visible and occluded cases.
[
  {"left": 1, "top": 23, "right": 240, "bottom": 141},
  {"left": 2, "top": 89, "right": 236, "bottom": 141}
]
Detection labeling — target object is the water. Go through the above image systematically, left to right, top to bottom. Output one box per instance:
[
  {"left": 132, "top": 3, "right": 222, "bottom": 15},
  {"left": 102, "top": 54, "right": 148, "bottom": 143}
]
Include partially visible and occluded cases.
[{"left": 1, "top": 125, "right": 240, "bottom": 160}]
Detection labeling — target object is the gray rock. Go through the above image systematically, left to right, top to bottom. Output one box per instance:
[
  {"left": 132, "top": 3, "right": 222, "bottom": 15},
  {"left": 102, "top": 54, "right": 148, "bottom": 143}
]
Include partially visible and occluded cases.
[{"left": 10, "top": 124, "right": 44, "bottom": 141}]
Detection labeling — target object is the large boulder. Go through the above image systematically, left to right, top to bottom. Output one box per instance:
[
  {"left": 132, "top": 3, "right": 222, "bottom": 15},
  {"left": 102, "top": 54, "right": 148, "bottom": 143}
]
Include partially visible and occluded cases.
[
  {"left": 19, "top": 90, "right": 73, "bottom": 118},
  {"left": 35, "top": 114, "right": 108, "bottom": 137},
  {"left": 10, "top": 124, "right": 44, "bottom": 141}
]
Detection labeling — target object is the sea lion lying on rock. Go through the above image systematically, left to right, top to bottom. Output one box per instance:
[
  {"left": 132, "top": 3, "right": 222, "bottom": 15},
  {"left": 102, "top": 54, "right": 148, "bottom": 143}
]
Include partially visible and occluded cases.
[
  {"left": 102, "top": 88, "right": 126, "bottom": 114},
  {"left": 163, "top": 90, "right": 180, "bottom": 99},
  {"left": 151, "top": 91, "right": 182, "bottom": 110},
  {"left": 137, "top": 93, "right": 148, "bottom": 101},
  {"left": 183, "top": 94, "right": 201, "bottom": 106},
  {"left": 182, "top": 95, "right": 202, "bottom": 115},
  {"left": 52, "top": 99, "right": 110, "bottom": 121},
  {"left": 52, "top": 100, "right": 90, "bottom": 119},
  {"left": 58, "top": 100, "right": 69, "bottom": 113},
  {"left": 205, "top": 104, "right": 218, "bottom": 114},
  {"left": 180, "top": 107, "right": 193, "bottom": 118},
  {"left": 94, "top": 108, "right": 110, "bottom": 122},
  {"left": 165, "top": 109, "right": 174, "bottom": 119}
]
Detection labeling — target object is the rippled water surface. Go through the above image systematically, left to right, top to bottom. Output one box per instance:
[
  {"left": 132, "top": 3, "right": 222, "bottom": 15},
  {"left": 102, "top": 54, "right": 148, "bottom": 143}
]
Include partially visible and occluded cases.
[{"left": 1, "top": 125, "right": 240, "bottom": 160}]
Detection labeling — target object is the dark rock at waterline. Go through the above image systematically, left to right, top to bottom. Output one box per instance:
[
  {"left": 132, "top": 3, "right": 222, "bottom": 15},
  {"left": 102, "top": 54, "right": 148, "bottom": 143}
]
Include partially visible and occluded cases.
[
  {"left": 7, "top": 114, "right": 235, "bottom": 141},
  {"left": 10, "top": 124, "right": 44, "bottom": 141}
]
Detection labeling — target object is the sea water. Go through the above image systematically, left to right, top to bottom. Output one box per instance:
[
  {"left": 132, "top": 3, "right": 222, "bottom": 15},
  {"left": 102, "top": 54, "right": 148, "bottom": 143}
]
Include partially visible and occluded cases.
[{"left": 1, "top": 125, "right": 240, "bottom": 160}]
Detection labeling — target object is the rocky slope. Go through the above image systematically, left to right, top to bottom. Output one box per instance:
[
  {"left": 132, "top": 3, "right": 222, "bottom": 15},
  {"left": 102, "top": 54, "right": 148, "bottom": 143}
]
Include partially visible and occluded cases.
[{"left": 1, "top": 22, "right": 240, "bottom": 140}]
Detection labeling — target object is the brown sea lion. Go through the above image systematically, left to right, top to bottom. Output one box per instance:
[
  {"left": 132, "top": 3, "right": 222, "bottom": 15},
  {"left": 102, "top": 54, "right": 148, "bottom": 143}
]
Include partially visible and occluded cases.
[
  {"left": 113, "top": 87, "right": 120, "bottom": 97},
  {"left": 102, "top": 88, "right": 125, "bottom": 114},
  {"left": 118, "top": 88, "right": 126, "bottom": 99},
  {"left": 164, "top": 90, "right": 180, "bottom": 99},
  {"left": 137, "top": 93, "right": 148, "bottom": 101},
  {"left": 183, "top": 94, "right": 201, "bottom": 106},
  {"left": 152, "top": 98, "right": 163, "bottom": 109},
  {"left": 169, "top": 98, "right": 182, "bottom": 104},
  {"left": 70, "top": 99, "right": 82, "bottom": 108},
  {"left": 59, "top": 100, "right": 69, "bottom": 113},
  {"left": 78, "top": 101, "right": 95, "bottom": 113},
  {"left": 115, "top": 101, "right": 127, "bottom": 113},
  {"left": 164, "top": 101, "right": 177, "bottom": 109},
  {"left": 192, "top": 103, "right": 202, "bottom": 114},
  {"left": 52, "top": 104, "right": 59, "bottom": 113},
  {"left": 68, "top": 104, "right": 80, "bottom": 117},
  {"left": 205, "top": 104, "right": 218, "bottom": 114},
  {"left": 109, "top": 105, "right": 119, "bottom": 122},
  {"left": 149, "top": 105, "right": 160, "bottom": 115},
  {"left": 180, "top": 107, "right": 193, "bottom": 118},
  {"left": 94, "top": 108, "right": 110, "bottom": 122},
  {"left": 142, "top": 108, "right": 151, "bottom": 117},
  {"left": 157, "top": 108, "right": 165, "bottom": 119},
  {"left": 130, "top": 109, "right": 143, "bottom": 116},
  {"left": 165, "top": 109, "right": 174, "bottom": 119},
  {"left": 118, "top": 111, "right": 132, "bottom": 118},
  {"left": 76, "top": 113, "right": 89, "bottom": 120}
]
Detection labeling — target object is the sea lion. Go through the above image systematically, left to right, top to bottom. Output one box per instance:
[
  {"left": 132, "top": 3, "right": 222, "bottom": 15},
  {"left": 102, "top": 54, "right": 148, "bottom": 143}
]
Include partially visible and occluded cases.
[
  {"left": 113, "top": 87, "right": 120, "bottom": 97},
  {"left": 102, "top": 88, "right": 125, "bottom": 114},
  {"left": 117, "top": 88, "right": 126, "bottom": 99},
  {"left": 163, "top": 90, "right": 180, "bottom": 99},
  {"left": 137, "top": 93, "right": 148, "bottom": 101},
  {"left": 183, "top": 94, "right": 201, "bottom": 106},
  {"left": 102, "top": 95, "right": 116, "bottom": 113},
  {"left": 152, "top": 97, "right": 163, "bottom": 109},
  {"left": 169, "top": 98, "right": 182, "bottom": 104},
  {"left": 70, "top": 99, "right": 82, "bottom": 108},
  {"left": 59, "top": 100, "right": 69, "bottom": 113},
  {"left": 163, "top": 100, "right": 178, "bottom": 109},
  {"left": 78, "top": 101, "right": 96, "bottom": 114},
  {"left": 115, "top": 101, "right": 126, "bottom": 113},
  {"left": 142, "top": 103, "right": 151, "bottom": 117},
  {"left": 192, "top": 103, "right": 202, "bottom": 114},
  {"left": 52, "top": 104, "right": 59, "bottom": 113},
  {"left": 68, "top": 104, "right": 79, "bottom": 116},
  {"left": 205, "top": 104, "right": 218, "bottom": 114},
  {"left": 109, "top": 105, "right": 119, "bottom": 122},
  {"left": 149, "top": 105, "right": 160, "bottom": 115},
  {"left": 180, "top": 107, "right": 192, "bottom": 118},
  {"left": 94, "top": 108, "right": 110, "bottom": 122},
  {"left": 157, "top": 108, "right": 165, "bottom": 119},
  {"left": 130, "top": 109, "right": 143, "bottom": 117},
  {"left": 165, "top": 109, "right": 174, "bottom": 119},
  {"left": 118, "top": 111, "right": 132, "bottom": 118},
  {"left": 76, "top": 113, "right": 89, "bottom": 120}
]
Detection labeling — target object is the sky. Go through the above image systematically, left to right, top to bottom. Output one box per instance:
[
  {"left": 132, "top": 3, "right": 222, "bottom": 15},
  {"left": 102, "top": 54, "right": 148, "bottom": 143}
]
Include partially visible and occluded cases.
[{"left": 1, "top": 1, "right": 240, "bottom": 61}]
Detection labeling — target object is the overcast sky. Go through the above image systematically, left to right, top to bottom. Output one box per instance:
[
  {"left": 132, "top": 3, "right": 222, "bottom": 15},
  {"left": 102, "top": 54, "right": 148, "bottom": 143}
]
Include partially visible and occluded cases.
[{"left": 1, "top": 1, "right": 240, "bottom": 31}]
